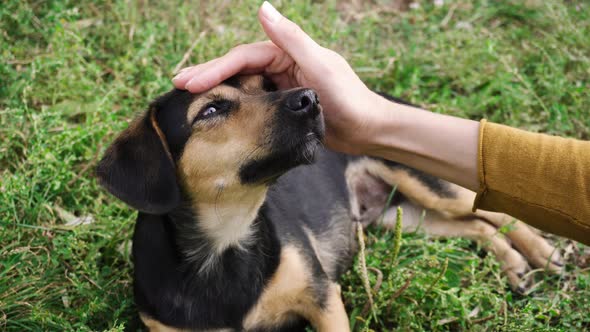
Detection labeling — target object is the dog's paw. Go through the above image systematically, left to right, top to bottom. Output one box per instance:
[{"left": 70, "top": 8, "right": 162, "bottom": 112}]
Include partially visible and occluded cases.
[
  {"left": 496, "top": 220, "right": 564, "bottom": 276},
  {"left": 524, "top": 238, "right": 563, "bottom": 274},
  {"left": 502, "top": 249, "right": 532, "bottom": 293},
  {"left": 505, "top": 266, "right": 533, "bottom": 294}
]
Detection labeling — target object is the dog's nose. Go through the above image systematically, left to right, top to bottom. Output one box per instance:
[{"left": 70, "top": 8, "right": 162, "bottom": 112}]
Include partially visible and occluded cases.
[{"left": 284, "top": 89, "right": 320, "bottom": 117}]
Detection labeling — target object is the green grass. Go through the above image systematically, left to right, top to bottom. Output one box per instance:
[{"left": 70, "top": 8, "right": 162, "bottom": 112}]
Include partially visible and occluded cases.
[{"left": 1, "top": 0, "right": 589, "bottom": 331}]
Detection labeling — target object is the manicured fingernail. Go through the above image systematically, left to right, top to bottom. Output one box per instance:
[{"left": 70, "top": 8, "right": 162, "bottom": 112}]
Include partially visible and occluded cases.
[{"left": 261, "top": 1, "right": 281, "bottom": 23}]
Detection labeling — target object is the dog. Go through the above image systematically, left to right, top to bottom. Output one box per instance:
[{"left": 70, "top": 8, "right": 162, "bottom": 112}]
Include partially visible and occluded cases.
[{"left": 96, "top": 74, "right": 562, "bottom": 331}]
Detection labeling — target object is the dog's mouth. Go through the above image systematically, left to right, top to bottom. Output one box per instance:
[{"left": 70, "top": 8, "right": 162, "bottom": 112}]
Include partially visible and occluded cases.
[
  {"left": 238, "top": 113, "right": 325, "bottom": 185},
  {"left": 289, "top": 128, "right": 324, "bottom": 163}
]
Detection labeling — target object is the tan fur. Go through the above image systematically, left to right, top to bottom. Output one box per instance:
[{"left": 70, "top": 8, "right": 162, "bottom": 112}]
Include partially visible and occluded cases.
[
  {"left": 137, "top": 73, "right": 561, "bottom": 331},
  {"left": 150, "top": 75, "right": 348, "bottom": 330},
  {"left": 240, "top": 75, "right": 267, "bottom": 94},
  {"left": 177, "top": 79, "right": 276, "bottom": 253},
  {"left": 180, "top": 84, "right": 273, "bottom": 192},
  {"left": 150, "top": 106, "right": 174, "bottom": 163},
  {"left": 346, "top": 158, "right": 562, "bottom": 290},
  {"left": 363, "top": 159, "right": 474, "bottom": 218},
  {"left": 304, "top": 206, "right": 354, "bottom": 279},
  {"left": 474, "top": 209, "right": 562, "bottom": 273},
  {"left": 304, "top": 225, "right": 341, "bottom": 279},
  {"left": 243, "top": 245, "right": 350, "bottom": 332},
  {"left": 141, "top": 246, "right": 350, "bottom": 332},
  {"left": 313, "top": 283, "right": 350, "bottom": 332},
  {"left": 140, "top": 314, "right": 233, "bottom": 332},
  {"left": 140, "top": 314, "right": 185, "bottom": 332}
]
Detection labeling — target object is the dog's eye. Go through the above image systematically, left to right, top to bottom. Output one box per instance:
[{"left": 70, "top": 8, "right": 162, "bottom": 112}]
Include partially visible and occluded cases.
[
  {"left": 194, "top": 100, "right": 233, "bottom": 123},
  {"left": 202, "top": 106, "right": 217, "bottom": 117}
]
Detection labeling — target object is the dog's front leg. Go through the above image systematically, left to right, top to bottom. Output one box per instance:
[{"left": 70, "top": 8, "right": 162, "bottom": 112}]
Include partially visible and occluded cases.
[{"left": 312, "top": 283, "right": 350, "bottom": 332}]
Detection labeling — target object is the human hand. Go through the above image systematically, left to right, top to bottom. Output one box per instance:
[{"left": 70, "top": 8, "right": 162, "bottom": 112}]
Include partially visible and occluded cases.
[{"left": 172, "top": 1, "right": 387, "bottom": 155}]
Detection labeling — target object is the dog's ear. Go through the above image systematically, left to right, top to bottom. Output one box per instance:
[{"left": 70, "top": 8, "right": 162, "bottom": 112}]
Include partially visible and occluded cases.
[{"left": 96, "top": 107, "right": 180, "bottom": 214}]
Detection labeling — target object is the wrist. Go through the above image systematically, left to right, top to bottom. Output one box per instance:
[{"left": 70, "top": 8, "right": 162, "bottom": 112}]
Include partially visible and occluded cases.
[
  {"left": 358, "top": 92, "right": 405, "bottom": 158},
  {"left": 358, "top": 94, "right": 480, "bottom": 190}
]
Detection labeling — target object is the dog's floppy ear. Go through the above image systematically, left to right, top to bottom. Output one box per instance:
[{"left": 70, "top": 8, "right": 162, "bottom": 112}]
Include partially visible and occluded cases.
[{"left": 96, "top": 107, "right": 180, "bottom": 214}]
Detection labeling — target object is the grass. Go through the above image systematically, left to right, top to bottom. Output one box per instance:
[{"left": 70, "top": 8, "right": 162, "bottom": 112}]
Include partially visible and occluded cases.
[{"left": 1, "top": 0, "right": 589, "bottom": 331}]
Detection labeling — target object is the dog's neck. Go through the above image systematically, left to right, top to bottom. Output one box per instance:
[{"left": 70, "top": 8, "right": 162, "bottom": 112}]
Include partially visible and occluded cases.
[
  {"left": 169, "top": 183, "right": 269, "bottom": 274},
  {"left": 194, "top": 186, "right": 268, "bottom": 253}
]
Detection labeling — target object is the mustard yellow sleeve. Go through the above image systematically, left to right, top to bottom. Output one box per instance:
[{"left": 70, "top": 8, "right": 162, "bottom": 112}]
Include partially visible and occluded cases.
[{"left": 473, "top": 120, "right": 590, "bottom": 245}]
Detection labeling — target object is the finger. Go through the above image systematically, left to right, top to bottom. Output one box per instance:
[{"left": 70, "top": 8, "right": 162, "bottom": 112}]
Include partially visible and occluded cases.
[
  {"left": 258, "top": 2, "right": 321, "bottom": 67},
  {"left": 176, "top": 41, "right": 283, "bottom": 93},
  {"left": 171, "top": 58, "right": 221, "bottom": 89},
  {"left": 171, "top": 67, "right": 193, "bottom": 88}
]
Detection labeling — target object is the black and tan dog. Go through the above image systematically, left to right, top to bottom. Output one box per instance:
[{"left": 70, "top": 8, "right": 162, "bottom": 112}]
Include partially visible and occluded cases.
[{"left": 97, "top": 75, "right": 562, "bottom": 331}]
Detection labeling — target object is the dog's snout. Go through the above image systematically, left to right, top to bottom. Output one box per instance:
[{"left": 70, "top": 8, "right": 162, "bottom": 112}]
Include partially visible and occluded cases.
[{"left": 284, "top": 89, "right": 319, "bottom": 117}]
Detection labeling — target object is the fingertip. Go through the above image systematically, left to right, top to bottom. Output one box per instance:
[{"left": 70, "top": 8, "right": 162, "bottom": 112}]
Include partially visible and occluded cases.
[
  {"left": 259, "top": 1, "right": 282, "bottom": 24},
  {"left": 257, "top": 6, "right": 319, "bottom": 63},
  {"left": 172, "top": 68, "right": 194, "bottom": 89},
  {"left": 172, "top": 77, "right": 187, "bottom": 89}
]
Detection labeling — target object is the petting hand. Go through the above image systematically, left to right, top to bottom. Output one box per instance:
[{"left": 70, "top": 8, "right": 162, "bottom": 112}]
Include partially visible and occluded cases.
[{"left": 172, "top": 1, "right": 386, "bottom": 155}]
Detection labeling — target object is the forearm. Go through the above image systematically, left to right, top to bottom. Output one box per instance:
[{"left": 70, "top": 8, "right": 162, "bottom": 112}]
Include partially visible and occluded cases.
[
  {"left": 363, "top": 93, "right": 480, "bottom": 191},
  {"left": 360, "top": 94, "right": 590, "bottom": 244}
]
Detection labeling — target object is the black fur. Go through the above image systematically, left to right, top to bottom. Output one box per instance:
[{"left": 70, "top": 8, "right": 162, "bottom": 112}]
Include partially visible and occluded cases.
[
  {"left": 222, "top": 75, "right": 242, "bottom": 89},
  {"left": 97, "top": 76, "right": 431, "bottom": 331},
  {"left": 262, "top": 76, "right": 278, "bottom": 92},
  {"left": 240, "top": 88, "right": 325, "bottom": 185},
  {"left": 153, "top": 89, "right": 194, "bottom": 160},
  {"left": 95, "top": 110, "right": 180, "bottom": 214},
  {"left": 239, "top": 144, "right": 318, "bottom": 184},
  {"left": 267, "top": 148, "right": 355, "bottom": 280},
  {"left": 132, "top": 208, "right": 281, "bottom": 330}
]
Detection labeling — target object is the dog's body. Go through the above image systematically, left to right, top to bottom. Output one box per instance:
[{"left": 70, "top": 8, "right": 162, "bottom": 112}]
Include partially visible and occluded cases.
[
  {"left": 97, "top": 75, "right": 562, "bottom": 331},
  {"left": 134, "top": 149, "right": 354, "bottom": 331}
]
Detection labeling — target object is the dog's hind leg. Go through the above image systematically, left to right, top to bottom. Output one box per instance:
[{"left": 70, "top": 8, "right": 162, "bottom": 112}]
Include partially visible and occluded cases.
[
  {"left": 346, "top": 158, "right": 562, "bottom": 291},
  {"left": 371, "top": 163, "right": 562, "bottom": 274},
  {"left": 380, "top": 206, "right": 530, "bottom": 291},
  {"left": 474, "top": 209, "right": 563, "bottom": 273}
]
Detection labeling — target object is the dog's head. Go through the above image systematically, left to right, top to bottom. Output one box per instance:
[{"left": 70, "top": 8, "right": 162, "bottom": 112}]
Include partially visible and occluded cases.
[{"left": 96, "top": 75, "right": 324, "bottom": 214}]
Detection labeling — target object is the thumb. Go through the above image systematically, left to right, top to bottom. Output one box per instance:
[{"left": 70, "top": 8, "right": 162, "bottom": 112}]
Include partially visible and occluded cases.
[{"left": 258, "top": 1, "right": 320, "bottom": 64}]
